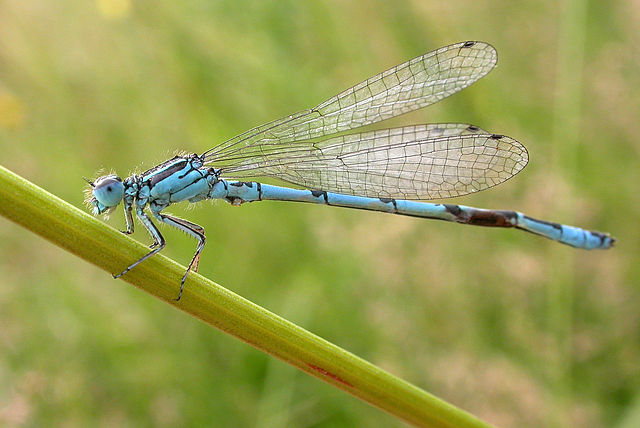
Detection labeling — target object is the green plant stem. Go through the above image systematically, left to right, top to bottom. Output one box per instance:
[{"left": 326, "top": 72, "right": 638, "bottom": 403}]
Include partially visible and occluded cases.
[{"left": 0, "top": 165, "right": 494, "bottom": 428}]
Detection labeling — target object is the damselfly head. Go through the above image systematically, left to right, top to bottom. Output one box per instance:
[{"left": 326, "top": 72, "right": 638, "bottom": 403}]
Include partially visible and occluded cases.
[{"left": 85, "top": 174, "right": 125, "bottom": 215}]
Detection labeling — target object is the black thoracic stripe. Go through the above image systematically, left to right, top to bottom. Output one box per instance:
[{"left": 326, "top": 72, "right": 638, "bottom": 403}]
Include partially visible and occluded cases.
[
  {"left": 147, "top": 159, "right": 189, "bottom": 188},
  {"left": 178, "top": 159, "right": 202, "bottom": 179},
  {"left": 257, "top": 182, "right": 262, "bottom": 200}
]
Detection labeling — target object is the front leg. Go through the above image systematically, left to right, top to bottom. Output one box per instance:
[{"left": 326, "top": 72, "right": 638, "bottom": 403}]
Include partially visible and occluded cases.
[
  {"left": 121, "top": 186, "right": 159, "bottom": 248},
  {"left": 122, "top": 200, "right": 135, "bottom": 235},
  {"left": 113, "top": 207, "right": 165, "bottom": 280}
]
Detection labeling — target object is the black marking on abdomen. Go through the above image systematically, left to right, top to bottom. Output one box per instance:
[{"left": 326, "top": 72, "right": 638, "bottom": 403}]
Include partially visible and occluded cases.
[
  {"left": 257, "top": 182, "right": 262, "bottom": 201},
  {"left": 311, "top": 190, "right": 328, "bottom": 203},
  {"left": 379, "top": 198, "right": 398, "bottom": 213},
  {"left": 443, "top": 204, "right": 462, "bottom": 216},
  {"left": 444, "top": 204, "right": 518, "bottom": 227},
  {"left": 466, "top": 210, "right": 518, "bottom": 227},
  {"left": 523, "top": 215, "right": 563, "bottom": 232},
  {"left": 597, "top": 233, "right": 614, "bottom": 246}
]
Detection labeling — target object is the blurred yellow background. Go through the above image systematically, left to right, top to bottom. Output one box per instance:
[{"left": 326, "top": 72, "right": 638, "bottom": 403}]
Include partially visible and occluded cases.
[{"left": 0, "top": 1, "right": 638, "bottom": 427}]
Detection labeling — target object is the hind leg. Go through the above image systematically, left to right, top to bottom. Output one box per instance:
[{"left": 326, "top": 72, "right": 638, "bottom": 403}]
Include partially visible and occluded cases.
[{"left": 151, "top": 209, "right": 206, "bottom": 301}]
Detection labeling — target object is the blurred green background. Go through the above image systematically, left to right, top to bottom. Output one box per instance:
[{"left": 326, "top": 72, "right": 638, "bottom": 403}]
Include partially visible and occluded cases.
[{"left": 0, "top": 0, "right": 638, "bottom": 427}]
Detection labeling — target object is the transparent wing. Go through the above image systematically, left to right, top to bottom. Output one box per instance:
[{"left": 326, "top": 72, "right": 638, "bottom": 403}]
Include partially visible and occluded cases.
[
  {"left": 204, "top": 41, "right": 497, "bottom": 164},
  {"left": 222, "top": 124, "right": 528, "bottom": 200}
]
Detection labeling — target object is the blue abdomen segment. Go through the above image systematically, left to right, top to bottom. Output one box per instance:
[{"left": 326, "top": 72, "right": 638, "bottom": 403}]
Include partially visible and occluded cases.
[
  {"left": 218, "top": 180, "right": 614, "bottom": 250},
  {"left": 517, "top": 214, "right": 614, "bottom": 250}
]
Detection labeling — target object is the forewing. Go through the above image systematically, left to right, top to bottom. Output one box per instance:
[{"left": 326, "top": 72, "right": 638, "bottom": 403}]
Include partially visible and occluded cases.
[{"left": 205, "top": 41, "right": 497, "bottom": 164}]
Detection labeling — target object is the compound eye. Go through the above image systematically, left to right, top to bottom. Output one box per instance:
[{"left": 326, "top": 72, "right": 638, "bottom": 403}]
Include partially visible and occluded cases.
[{"left": 93, "top": 175, "right": 125, "bottom": 207}]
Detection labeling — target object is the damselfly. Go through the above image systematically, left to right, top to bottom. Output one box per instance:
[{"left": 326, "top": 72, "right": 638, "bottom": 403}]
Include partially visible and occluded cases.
[{"left": 86, "top": 41, "right": 614, "bottom": 300}]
